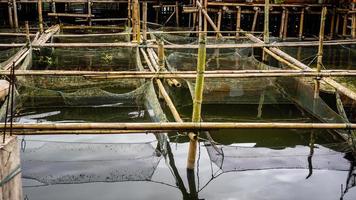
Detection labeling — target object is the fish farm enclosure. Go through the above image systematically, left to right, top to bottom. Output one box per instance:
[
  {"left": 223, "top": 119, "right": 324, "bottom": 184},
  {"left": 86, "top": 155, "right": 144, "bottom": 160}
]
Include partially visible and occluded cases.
[{"left": 1, "top": 0, "right": 356, "bottom": 200}]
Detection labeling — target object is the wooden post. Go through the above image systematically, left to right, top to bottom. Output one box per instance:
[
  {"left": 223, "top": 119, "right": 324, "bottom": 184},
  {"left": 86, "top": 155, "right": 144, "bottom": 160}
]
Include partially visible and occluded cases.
[
  {"left": 12, "top": 0, "right": 18, "bottom": 30},
  {"left": 38, "top": 0, "right": 44, "bottom": 33},
  {"left": 88, "top": 0, "right": 92, "bottom": 26},
  {"left": 132, "top": 0, "right": 139, "bottom": 42},
  {"left": 142, "top": 0, "right": 147, "bottom": 42},
  {"left": 187, "top": 0, "right": 206, "bottom": 170},
  {"left": 8, "top": 1, "right": 13, "bottom": 28},
  {"left": 51, "top": 1, "right": 58, "bottom": 22},
  {"left": 175, "top": 1, "right": 179, "bottom": 27},
  {"left": 352, "top": 3, "right": 356, "bottom": 39},
  {"left": 236, "top": 6, "right": 241, "bottom": 38},
  {"left": 251, "top": 7, "right": 260, "bottom": 32},
  {"left": 315, "top": 7, "right": 327, "bottom": 99},
  {"left": 329, "top": 7, "right": 336, "bottom": 38},
  {"left": 279, "top": 8, "right": 286, "bottom": 39},
  {"left": 283, "top": 8, "right": 289, "bottom": 41},
  {"left": 299, "top": 8, "right": 305, "bottom": 40},
  {"left": 216, "top": 9, "right": 222, "bottom": 38},
  {"left": 335, "top": 12, "right": 340, "bottom": 36},
  {"left": 25, "top": 21, "right": 30, "bottom": 43},
  {"left": 157, "top": 39, "right": 165, "bottom": 69}
]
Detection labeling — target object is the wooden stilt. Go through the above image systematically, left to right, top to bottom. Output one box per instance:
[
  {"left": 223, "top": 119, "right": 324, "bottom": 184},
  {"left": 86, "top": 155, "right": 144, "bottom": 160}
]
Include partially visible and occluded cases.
[
  {"left": 12, "top": 0, "right": 18, "bottom": 30},
  {"left": 38, "top": 0, "right": 44, "bottom": 33},
  {"left": 88, "top": 0, "right": 92, "bottom": 26},
  {"left": 127, "top": 0, "right": 132, "bottom": 27},
  {"left": 132, "top": 0, "right": 139, "bottom": 42},
  {"left": 142, "top": 0, "right": 147, "bottom": 42},
  {"left": 263, "top": 0, "right": 270, "bottom": 62},
  {"left": 8, "top": 1, "right": 13, "bottom": 28},
  {"left": 51, "top": 1, "right": 58, "bottom": 22},
  {"left": 176, "top": 1, "right": 179, "bottom": 27},
  {"left": 352, "top": 3, "right": 356, "bottom": 39},
  {"left": 236, "top": 6, "right": 241, "bottom": 38},
  {"left": 251, "top": 7, "right": 260, "bottom": 32},
  {"left": 315, "top": 7, "right": 327, "bottom": 99},
  {"left": 329, "top": 7, "right": 336, "bottom": 38},
  {"left": 279, "top": 8, "right": 286, "bottom": 39},
  {"left": 283, "top": 8, "right": 289, "bottom": 41},
  {"left": 299, "top": 8, "right": 305, "bottom": 40},
  {"left": 216, "top": 9, "right": 222, "bottom": 38},
  {"left": 335, "top": 12, "right": 340, "bottom": 36},
  {"left": 342, "top": 13, "right": 347, "bottom": 37},
  {"left": 25, "top": 21, "right": 30, "bottom": 43},
  {"left": 157, "top": 39, "right": 165, "bottom": 69}
]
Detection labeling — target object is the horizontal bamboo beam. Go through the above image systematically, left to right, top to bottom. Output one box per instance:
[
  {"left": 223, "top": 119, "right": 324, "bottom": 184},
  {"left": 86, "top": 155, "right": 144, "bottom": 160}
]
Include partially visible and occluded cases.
[
  {"left": 0, "top": 0, "right": 156, "bottom": 3},
  {"left": 207, "top": 2, "right": 332, "bottom": 8},
  {"left": 48, "top": 13, "right": 94, "bottom": 18},
  {"left": 3, "top": 70, "right": 356, "bottom": 78},
  {"left": 2, "top": 122, "right": 356, "bottom": 132}
]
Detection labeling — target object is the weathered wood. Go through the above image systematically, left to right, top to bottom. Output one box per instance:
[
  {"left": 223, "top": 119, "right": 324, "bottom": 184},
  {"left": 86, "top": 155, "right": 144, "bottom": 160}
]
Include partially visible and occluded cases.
[
  {"left": 12, "top": 0, "right": 18, "bottom": 29},
  {"left": 142, "top": 0, "right": 147, "bottom": 42},
  {"left": 196, "top": 0, "right": 222, "bottom": 38},
  {"left": 264, "top": 0, "right": 270, "bottom": 44},
  {"left": 7, "top": 1, "right": 13, "bottom": 28},
  {"left": 236, "top": 6, "right": 241, "bottom": 38},
  {"left": 252, "top": 7, "right": 260, "bottom": 32},
  {"left": 329, "top": 7, "right": 336, "bottom": 38},
  {"left": 279, "top": 8, "right": 286, "bottom": 39},
  {"left": 283, "top": 8, "right": 289, "bottom": 40},
  {"left": 299, "top": 8, "right": 305, "bottom": 40},
  {"left": 48, "top": 13, "right": 94, "bottom": 17},
  {"left": 25, "top": 21, "right": 30, "bottom": 43},
  {"left": 0, "top": 136, "right": 22, "bottom": 200}
]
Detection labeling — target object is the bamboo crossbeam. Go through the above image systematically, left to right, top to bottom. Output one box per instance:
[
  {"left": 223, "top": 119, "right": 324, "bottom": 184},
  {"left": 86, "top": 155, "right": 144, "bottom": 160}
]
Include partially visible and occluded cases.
[
  {"left": 0, "top": 0, "right": 156, "bottom": 2},
  {"left": 207, "top": 2, "right": 332, "bottom": 8},
  {"left": 48, "top": 13, "right": 94, "bottom": 18},
  {"left": 23, "top": 39, "right": 356, "bottom": 48},
  {"left": 2, "top": 70, "right": 356, "bottom": 78},
  {"left": 2, "top": 122, "right": 356, "bottom": 131}
]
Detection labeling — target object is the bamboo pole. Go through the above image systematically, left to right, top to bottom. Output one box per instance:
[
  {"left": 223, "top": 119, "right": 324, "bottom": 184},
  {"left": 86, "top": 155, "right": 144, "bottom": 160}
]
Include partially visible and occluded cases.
[
  {"left": 12, "top": 0, "right": 18, "bottom": 30},
  {"left": 38, "top": 0, "right": 44, "bottom": 33},
  {"left": 88, "top": 0, "right": 92, "bottom": 26},
  {"left": 127, "top": 0, "right": 131, "bottom": 27},
  {"left": 142, "top": 0, "right": 147, "bottom": 42},
  {"left": 188, "top": 0, "right": 206, "bottom": 170},
  {"left": 196, "top": 0, "right": 223, "bottom": 38},
  {"left": 264, "top": 0, "right": 269, "bottom": 44},
  {"left": 8, "top": 1, "right": 13, "bottom": 28},
  {"left": 51, "top": 1, "right": 58, "bottom": 21},
  {"left": 175, "top": 1, "right": 179, "bottom": 27},
  {"left": 236, "top": 6, "right": 241, "bottom": 38},
  {"left": 251, "top": 7, "right": 260, "bottom": 32},
  {"left": 314, "top": 7, "right": 327, "bottom": 99},
  {"left": 329, "top": 7, "right": 336, "bottom": 39},
  {"left": 279, "top": 8, "right": 286, "bottom": 39},
  {"left": 283, "top": 8, "right": 289, "bottom": 41},
  {"left": 299, "top": 8, "right": 304, "bottom": 40},
  {"left": 216, "top": 9, "right": 222, "bottom": 39},
  {"left": 335, "top": 12, "right": 340, "bottom": 36},
  {"left": 342, "top": 13, "right": 347, "bottom": 37},
  {"left": 25, "top": 21, "right": 30, "bottom": 43},
  {"left": 157, "top": 39, "right": 165, "bottom": 69},
  {"left": 2, "top": 69, "right": 356, "bottom": 77},
  {"left": 2, "top": 122, "right": 356, "bottom": 131}
]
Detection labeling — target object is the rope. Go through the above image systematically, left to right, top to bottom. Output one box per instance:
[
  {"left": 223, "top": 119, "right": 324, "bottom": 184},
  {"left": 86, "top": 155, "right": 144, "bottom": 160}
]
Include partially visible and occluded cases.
[{"left": 0, "top": 165, "right": 21, "bottom": 187}]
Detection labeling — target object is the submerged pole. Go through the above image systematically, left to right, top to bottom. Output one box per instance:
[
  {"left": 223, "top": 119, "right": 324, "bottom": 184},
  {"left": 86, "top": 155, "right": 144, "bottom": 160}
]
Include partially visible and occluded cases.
[
  {"left": 38, "top": 0, "right": 44, "bottom": 33},
  {"left": 187, "top": 0, "right": 206, "bottom": 170},
  {"left": 314, "top": 6, "right": 327, "bottom": 99}
]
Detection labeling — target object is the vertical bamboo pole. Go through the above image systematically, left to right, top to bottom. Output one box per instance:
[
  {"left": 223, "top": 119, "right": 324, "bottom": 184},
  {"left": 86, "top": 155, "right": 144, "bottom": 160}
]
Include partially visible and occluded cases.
[
  {"left": 12, "top": 0, "right": 18, "bottom": 30},
  {"left": 38, "top": 0, "right": 44, "bottom": 33},
  {"left": 88, "top": 0, "right": 92, "bottom": 26},
  {"left": 127, "top": 0, "right": 131, "bottom": 27},
  {"left": 132, "top": 0, "right": 140, "bottom": 42},
  {"left": 142, "top": 0, "right": 147, "bottom": 42},
  {"left": 187, "top": 0, "right": 206, "bottom": 170},
  {"left": 264, "top": 0, "right": 269, "bottom": 44},
  {"left": 8, "top": 1, "right": 13, "bottom": 28},
  {"left": 51, "top": 1, "right": 58, "bottom": 22},
  {"left": 175, "top": 1, "right": 179, "bottom": 27},
  {"left": 352, "top": 3, "right": 356, "bottom": 39},
  {"left": 236, "top": 6, "right": 241, "bottom": 38},
  {"left": 314, "top": 6, "right": 327, "bottom": 99},
  {"left": 251, "top": 7, "right": 259, "bottom": 32},
  {"left": 329, "top": 7, "right": 336, "bottom": 38},
  {"left": 279, "top": 8, "right": 286, "bottom": 39},
  {"left": 283, "top": 8, "right": 289, "bottom": 41},
  {"left": 299, "top": 8, "right": 305, "bottom": 40},
  {"left": 216, "top": 9, "right": 222, "bottom": 39},
  {"left": 335, "top": 12, "right": 340, "bottom": 36},
  {"left": 342, "top": 13, "right": 347, "bottom": 37},
  {"left": 25, "top": 21, "right": 30, "bottom": 43},
  {"left": 157, "top": 39, "right": 165, "bottom": 69}
]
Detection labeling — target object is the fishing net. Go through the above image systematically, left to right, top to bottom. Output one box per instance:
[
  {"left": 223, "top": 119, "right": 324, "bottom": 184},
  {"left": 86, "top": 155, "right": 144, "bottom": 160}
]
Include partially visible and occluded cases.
[
  {"left": 54, "top": 28, "right": 131, "bottom": 43},
  {"left": 0, "top": 47, "right": 21, "bottom": 65},
  {"left": 21, "top": 140, "right": 162, "bottom": 186},
  {"left": 205, "top": 142, "right": 353, "bottom": 172}
]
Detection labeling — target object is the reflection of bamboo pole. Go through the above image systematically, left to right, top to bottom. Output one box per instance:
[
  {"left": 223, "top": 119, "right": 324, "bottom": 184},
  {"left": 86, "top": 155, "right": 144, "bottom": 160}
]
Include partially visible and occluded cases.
[
  {"left": 38, "top": 0, "right": 44, "bottom": 33},
  {"left": 314, "top": 7, "right": 327, "bottom": 99},
  {"left": 3, "top": 122, "right": 356, "bottom": 131}
]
